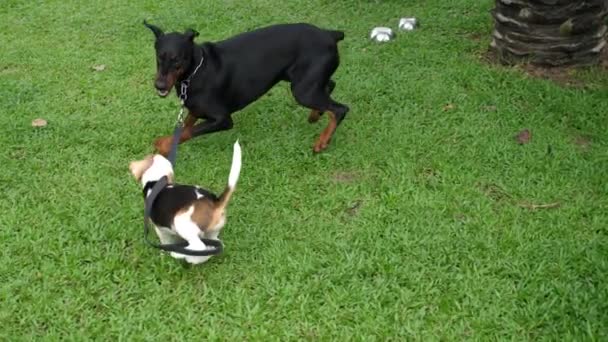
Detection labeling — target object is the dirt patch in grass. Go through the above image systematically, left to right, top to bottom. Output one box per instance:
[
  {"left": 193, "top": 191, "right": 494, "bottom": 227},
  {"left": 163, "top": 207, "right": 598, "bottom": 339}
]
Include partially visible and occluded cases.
[
  {"left": 469, "top": 32, "right": 485, "bottom": 42},
  {"left": 481, "top": 47, "right": 608, "bottom": 88},
  {"left": 519, "top": 64, "right": 585, "bottom": 87},
  {"left": 514, "top": 129, "right": 532, "bottom": 145},
  {"left": 573, "top": 135, "right": 592, "bottom": 152},
  {"left": 416, "top": 167, "right": 443, "bottom": 189},
  {"left": 332, "top": 171, "right": 360, "bottom": 183},
  {"left": 478, "top": 182, "right": 561, "bottom": 211},
  {"left": 479, "top": 182, "right": 512, "bottom": 202},
  {"left": 345, "top": 200, "right": 363, "bottom": 216}
]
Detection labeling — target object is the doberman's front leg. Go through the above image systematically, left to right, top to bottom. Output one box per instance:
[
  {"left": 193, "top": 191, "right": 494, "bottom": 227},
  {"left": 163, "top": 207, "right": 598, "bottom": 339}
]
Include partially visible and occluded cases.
[
  {"left": 154, "top": 113, "right": 198, "bottom": 157},
  {"left": 154, "top": 115, "right": 234, "bottom": 156},
  {"left": 189, "top": 116, "right": 233, "bottom": 138}
]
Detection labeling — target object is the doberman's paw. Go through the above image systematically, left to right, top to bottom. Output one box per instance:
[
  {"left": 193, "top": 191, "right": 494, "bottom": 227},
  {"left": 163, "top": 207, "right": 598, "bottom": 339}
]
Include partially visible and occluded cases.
[
  {"left": 154, "top": 136, "right": 172, "bottom": 157},
  {"left": 313, "top": 140, "right": 329, "bottom": 153}
]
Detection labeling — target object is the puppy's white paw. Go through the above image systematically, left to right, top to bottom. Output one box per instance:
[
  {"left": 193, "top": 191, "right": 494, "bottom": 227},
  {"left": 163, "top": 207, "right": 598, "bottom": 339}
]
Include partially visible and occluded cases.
[
  {"left": 170, "top": 252, "right": 187, "bottom": 259},
  {"left": 185, "top": 256, "right": 210, "bottom": 265}
]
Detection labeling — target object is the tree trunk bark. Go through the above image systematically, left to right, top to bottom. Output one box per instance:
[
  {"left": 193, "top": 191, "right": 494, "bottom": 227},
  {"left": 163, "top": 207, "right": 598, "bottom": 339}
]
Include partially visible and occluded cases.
[{"left": 491, "top": 0, "right": 608, "bottom": 67}]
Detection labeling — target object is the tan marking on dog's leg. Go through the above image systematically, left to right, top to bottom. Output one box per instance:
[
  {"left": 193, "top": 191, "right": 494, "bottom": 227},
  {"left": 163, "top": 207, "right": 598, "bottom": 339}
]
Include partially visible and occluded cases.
[
  {"left": 308, "top": 110, "right": 321, "bottom": 123},
  {"left": 313, "top": 111, "right": 337, "bottom": 153},
  {"left": 153, "top": 113, "right": 199, "bottom": 157},
  {"left": 179, "top": 113, "right": 198, "bottom": 143},
  {"left": 154, "top": 137, "right": 172, "bottom": 157}
]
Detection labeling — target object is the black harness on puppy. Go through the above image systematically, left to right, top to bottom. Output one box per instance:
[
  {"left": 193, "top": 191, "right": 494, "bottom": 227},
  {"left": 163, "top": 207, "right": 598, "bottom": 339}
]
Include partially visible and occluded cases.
[{"left": 142, "top": 84, "right": 223, "bottom": 257}]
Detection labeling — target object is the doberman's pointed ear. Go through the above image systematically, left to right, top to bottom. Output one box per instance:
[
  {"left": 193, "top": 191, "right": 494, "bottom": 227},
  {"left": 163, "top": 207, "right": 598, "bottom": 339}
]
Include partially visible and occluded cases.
[
  {"left": 143, "top": 20, "right": 164, "bottom": 39},
  {"left": 185, "top": 28, "right": 199, "bottom": 41}
]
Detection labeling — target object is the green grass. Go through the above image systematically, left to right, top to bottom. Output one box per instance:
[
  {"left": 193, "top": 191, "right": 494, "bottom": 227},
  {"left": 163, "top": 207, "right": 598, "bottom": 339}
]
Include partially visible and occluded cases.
[{"left": 1, "top": 0, "right": 607, "bottom": 340}]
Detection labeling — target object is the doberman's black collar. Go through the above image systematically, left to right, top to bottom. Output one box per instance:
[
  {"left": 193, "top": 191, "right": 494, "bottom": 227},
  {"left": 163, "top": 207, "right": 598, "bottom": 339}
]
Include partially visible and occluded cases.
[{"left": 178, "top": 48, "right": 205, "bottom": 103}]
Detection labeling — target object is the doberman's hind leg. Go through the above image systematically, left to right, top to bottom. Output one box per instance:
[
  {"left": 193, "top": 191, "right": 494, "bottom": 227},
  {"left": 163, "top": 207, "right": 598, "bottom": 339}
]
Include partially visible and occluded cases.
[
  {"left": 292, "top": 79, "right": 348, "bottom": 153},
  {"left": 308, "top": 80, "right": 336, "bottom": 124},
  {"left": 312, "top": 101, "right": 349, "bottom": 153}
]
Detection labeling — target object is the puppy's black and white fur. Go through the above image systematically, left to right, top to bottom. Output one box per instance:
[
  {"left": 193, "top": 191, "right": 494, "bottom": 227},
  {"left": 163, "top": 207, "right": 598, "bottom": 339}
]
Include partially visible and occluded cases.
[{"left": 130, "top": 141, "right": 242, "bottom": 264}]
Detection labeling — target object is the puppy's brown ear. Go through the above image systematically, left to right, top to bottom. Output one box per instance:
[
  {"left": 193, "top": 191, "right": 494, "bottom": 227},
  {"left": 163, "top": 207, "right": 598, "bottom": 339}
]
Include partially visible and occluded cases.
[{"left": 129, "top": 155, "right": 154, "bottom": 181}]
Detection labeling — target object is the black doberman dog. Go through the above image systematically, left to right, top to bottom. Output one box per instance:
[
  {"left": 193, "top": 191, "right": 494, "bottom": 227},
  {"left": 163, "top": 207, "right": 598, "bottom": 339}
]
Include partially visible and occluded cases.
[{"left": 143, "top": 21, "right": 349, "bottom": 155}]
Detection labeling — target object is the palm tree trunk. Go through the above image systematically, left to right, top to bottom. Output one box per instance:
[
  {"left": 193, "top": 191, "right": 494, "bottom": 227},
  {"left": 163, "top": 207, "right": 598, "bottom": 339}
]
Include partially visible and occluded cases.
[{"left": 491, "top": 0, "right": 608, "bottom": 67}]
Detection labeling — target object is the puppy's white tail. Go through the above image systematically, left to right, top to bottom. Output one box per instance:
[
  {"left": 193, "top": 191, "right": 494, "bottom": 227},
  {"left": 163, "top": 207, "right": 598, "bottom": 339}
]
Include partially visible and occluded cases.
[
  {"left": 218, "top": 140, "right": 242, "bottom": 209},
  {"left": 228, "top": 140, "right": 242, "bottom": 189}
]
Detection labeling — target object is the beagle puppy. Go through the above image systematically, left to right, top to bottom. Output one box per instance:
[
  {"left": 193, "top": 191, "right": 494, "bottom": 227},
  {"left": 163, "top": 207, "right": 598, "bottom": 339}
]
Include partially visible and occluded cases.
[{"left": 129, "top": 141, "right": 242, "bottom": 264}]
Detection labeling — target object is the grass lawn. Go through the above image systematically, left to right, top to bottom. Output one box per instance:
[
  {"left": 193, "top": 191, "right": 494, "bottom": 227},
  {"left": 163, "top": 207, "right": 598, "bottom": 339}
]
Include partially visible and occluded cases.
[{"left": 1, "top": 0, "right": 607, "bottom": 339}]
